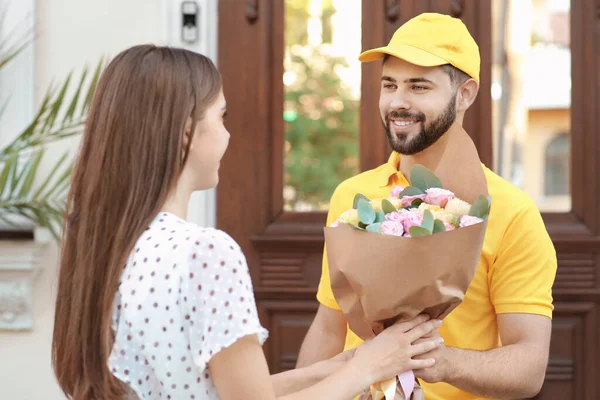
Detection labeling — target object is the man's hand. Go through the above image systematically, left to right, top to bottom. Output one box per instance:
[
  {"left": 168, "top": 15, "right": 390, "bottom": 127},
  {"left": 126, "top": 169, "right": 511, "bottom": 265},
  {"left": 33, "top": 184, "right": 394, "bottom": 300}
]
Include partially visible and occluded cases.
[
  {"left": 409, "top": 314, "right": 551, "bottom": 399},
  {"left": 412, "top": 328, "right": 451, "bottom": 383}
]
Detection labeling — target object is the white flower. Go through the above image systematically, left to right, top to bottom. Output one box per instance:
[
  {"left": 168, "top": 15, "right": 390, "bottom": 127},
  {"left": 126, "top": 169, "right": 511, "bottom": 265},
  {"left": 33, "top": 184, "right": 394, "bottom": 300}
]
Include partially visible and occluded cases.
[{"left": 445, "top": 197, "right": 472, "bottom": 217}]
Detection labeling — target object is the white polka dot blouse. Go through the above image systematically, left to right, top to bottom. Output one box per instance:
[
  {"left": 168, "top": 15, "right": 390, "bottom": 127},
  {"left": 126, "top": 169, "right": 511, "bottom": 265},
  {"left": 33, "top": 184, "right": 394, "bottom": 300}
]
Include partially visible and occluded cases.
[{"left": 109, "top": 212, "right": 269, "bottom": 399}]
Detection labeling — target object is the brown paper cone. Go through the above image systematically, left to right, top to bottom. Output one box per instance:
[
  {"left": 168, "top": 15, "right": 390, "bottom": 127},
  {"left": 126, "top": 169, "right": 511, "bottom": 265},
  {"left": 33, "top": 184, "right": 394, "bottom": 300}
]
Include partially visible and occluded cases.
[
  {"left": 325, "top": 124, "right": 489, "bottom": 400},
  {"left": 325, "top": 219, "right": 487, "bottom": 338}
]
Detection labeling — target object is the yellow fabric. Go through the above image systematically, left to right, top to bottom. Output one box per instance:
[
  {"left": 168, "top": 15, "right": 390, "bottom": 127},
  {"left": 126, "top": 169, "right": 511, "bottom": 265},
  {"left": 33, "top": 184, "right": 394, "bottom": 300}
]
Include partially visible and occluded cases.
[
  {"left": 358, "top": 13, "right": 481, "bottom": 82},
  {"left": 317, "top": 152, "right": 557, "bottom": 400}
]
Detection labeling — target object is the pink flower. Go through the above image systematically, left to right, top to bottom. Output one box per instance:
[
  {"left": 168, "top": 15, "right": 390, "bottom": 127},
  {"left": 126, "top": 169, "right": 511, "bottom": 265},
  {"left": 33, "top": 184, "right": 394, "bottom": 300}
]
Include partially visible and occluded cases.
[
  {"left": 390, "top": 185, "right": 406, "bottom": 198},
  {"left": 424, "top": 188, "right": 455, "bottom": 207},
  {"left": 401, "top": 194, "right": 426, "bottom": 208},
  {"left": 385, "top": 211, "right": 404, "bottom": 223},
  {"left": 401, "top": 212, "right": 423, "bottom": 231},
  {"left": 459, "top": 215, "right": 483, "bottom": 228},
  {"left": 330, "top": 220, "right": 341, "bottom": 228},
  {"left": 381, "top": 221, "right": 404, "bottom": 236},
  {"left": 443, "top": 222, "right": 456, "bottom": 231}
]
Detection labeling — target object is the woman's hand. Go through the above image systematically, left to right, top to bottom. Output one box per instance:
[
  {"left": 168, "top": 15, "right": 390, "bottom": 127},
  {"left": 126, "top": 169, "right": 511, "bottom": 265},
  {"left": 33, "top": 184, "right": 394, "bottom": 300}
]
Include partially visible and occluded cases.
[{"left": 351, "top": 314, "right": 443, "bottom": 384}]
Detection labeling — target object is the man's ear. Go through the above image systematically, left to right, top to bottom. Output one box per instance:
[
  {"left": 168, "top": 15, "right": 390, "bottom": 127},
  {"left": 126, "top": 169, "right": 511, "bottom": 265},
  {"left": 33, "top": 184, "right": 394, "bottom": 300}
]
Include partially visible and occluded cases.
[{"left": 456, "top": 79, "right": 479, "bottom": 112}]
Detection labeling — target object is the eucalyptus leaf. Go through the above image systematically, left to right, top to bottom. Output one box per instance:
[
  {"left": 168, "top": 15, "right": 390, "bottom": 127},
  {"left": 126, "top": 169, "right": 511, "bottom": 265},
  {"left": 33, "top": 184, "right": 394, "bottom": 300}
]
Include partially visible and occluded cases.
[
  {"left": 410, "top": 164, "right": 443, "bottom": 191},
  {"left": 399, "top": 186, "right": 425, "bottom": 197},
  {"left": 353, "top": 193, "right": 370, "bottom": 209},
  {"left": 469, "top": 195, "right": 490, "bottom": 219},
  {"left": 381, "top": 198, "right": 396, "bottom": 214},
  {"left": 411, "top": 198, "right": 424, "bottom": 207},
  {"left": 357, "top": 199, "right": 376, "bottom": 225},
  {"left": 421, "top": 209, "right": 434, "bottom": 232},
  {"left": 374, "top": 210, "right": 385, "bottom": 223},
  {"left": 433, "top": 219, "right": 446, "bottom": 233},
  {"left": 366, "top": 222, "right": 382, "bottom": 233},
  {"left": 409, "top": 226, "right": 431, "bottom": 237}
]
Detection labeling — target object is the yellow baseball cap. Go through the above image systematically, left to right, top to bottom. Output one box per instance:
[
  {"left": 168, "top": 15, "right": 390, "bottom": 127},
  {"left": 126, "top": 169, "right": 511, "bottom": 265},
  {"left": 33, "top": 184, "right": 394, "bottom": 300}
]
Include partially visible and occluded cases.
[{"left": 359, "top": 13, "right": 480, "bottom": 82}]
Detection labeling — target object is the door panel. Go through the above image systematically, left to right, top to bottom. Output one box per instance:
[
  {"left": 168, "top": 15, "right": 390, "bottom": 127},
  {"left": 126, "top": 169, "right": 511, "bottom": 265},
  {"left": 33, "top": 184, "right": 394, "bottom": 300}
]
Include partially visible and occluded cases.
[{"left": 218, "top": 1, "right": 599, "bottom": 397}]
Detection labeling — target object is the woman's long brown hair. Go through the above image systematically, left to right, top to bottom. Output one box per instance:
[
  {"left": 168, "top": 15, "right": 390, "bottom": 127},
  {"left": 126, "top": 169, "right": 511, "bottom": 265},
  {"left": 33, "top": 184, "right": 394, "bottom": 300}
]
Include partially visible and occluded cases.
[{"left": 52, "top": 45, "right": 221, "bottom": 399}]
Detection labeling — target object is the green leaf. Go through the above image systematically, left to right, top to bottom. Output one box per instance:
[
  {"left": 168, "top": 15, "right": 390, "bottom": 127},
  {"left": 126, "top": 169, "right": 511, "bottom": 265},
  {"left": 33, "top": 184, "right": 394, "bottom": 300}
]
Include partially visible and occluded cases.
[
  {"left": 0, "top": 40, "right": 31, "bottom": 69},
  {"left": 81, "top": 59, "right": 104, "bottom": 117},
  {"left": 63, "top": 68, "right": 88, "bottom": 123},
  {"left": 43, "top": 72, "right": 72, "bottom": 132},
  {"left": 18, "top": 150, "right": 44, "bottom": 198},
  {"left": 33, "top": 152, "right": 69, "bottom": 199},
  {"left": 8, "top": 153, "right": 20, "bottom": 194},
  {"left": 0, "top": 154, "right": 16, "bottom": 193},
  {"left": 41, "top": 164, "right": 72, "bottom": 201},
  {"left": 410, "top": 164, "right": 443, "bottom": 191},
  {"left": 399, "top": 186, "right": 425, "bottom": 197},
  {"left": 353, "top": 193, "right": 370, "bottom": 209},
  {"left": 469, "top": 195, "right": 490, "bottom": 219},
  {"left": 381, "top": 198, "right": 397, "bottom": 214},
  {"left": 411, "top": 198, "right": 424, "bottom": 207},
  {"left": 357, "top": 199, "right": 376, "bottom": 225},
  {"left": 421, "top": 209, "right": 434, "bottom": 232},
  {"left": 374, "top": 210, "right": 385, "bottom": 223},
  {"left": 452, "top": 216, "right": 460, "bottom": 227},
  {"left": 433, "top": 219, "right": 446, "bottom": 233},
  {"left": 366, "top": 222, "right": 381, "bottom": 233},
  {"left": 409, "top": 226, "right": 431, "bottom": 237}
]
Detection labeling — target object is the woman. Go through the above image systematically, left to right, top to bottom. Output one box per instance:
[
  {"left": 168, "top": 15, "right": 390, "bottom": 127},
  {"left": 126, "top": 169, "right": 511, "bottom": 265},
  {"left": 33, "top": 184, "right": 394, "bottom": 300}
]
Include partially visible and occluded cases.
[{"left": 52, "top": 45, "right": 442, "bottom": 400}]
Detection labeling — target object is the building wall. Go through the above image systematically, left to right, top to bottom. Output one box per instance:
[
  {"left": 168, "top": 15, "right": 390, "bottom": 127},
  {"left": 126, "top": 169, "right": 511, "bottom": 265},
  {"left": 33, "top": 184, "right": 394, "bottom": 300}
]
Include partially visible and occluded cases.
[{"left": 525, "top": 108, "right": 571, "bottom": 212}]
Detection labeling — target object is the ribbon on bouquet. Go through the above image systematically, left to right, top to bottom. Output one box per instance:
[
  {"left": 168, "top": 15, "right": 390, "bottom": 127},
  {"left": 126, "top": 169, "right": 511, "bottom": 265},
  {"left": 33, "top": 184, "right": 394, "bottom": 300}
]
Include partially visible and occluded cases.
[{"left": 370, "top": 370, "right": 415, "bottom": 400}]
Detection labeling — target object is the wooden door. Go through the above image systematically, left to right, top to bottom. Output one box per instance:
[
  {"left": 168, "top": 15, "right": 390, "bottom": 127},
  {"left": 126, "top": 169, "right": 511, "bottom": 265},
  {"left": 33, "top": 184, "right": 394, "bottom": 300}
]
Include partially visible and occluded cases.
[{"left": 217, "top": 1, "right": 599, "bottom": 398}]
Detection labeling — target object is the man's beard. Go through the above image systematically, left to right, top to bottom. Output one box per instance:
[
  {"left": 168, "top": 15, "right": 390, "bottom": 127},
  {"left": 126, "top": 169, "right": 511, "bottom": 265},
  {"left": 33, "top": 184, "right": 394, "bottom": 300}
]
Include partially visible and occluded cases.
[{"left": 383, "top": 95, "right": 457, "bottom": 155}]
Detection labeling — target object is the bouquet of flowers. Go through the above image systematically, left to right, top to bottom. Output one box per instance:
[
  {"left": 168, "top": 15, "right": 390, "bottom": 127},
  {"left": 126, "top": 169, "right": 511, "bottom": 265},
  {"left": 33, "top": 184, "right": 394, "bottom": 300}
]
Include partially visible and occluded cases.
[
  {"left": 323, "top": 125, "right": 491, "bottom": 400},
  {"left": 331, "top": 164, "right": 490, "bottom": 238}
]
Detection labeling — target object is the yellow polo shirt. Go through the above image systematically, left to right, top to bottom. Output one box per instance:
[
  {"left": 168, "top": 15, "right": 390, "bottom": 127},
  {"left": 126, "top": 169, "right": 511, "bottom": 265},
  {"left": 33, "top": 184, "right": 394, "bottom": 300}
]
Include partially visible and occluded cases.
[{"left": 317, "top": 152, "right": 557, "bottom": 400}]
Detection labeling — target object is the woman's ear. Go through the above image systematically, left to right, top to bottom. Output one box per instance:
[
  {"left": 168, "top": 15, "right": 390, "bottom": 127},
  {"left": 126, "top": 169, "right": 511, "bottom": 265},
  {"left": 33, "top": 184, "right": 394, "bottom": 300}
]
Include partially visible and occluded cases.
[
  {"left": 456, "top": 79, "right": 479, "bottom": 113},
  {"left": 181, "top": 117, "right": 194, "bottom": 163},
  {"left": 183, "top": 117, "right": 193, "bottom": 149}
]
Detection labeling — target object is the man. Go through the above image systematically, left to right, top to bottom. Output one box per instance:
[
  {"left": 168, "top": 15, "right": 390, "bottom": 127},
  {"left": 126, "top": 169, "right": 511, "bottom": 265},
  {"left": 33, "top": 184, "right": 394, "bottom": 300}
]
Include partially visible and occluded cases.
[{"left": 297, "top": 13, "right": 557, "bottom": 400}]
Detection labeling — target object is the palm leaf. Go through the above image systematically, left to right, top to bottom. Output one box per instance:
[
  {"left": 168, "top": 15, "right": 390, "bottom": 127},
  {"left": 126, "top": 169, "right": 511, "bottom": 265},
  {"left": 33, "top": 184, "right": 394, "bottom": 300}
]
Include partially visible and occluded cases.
[
  {"left": 0, "top": 9, "right": 103, "bottom": 239},
  {"left": 0, "top": 59, "right": 104, "bottom": 159},
  {"left": 81, "top": 60, "right": 103, "bottom": 116},
  {"left": 63, "top": 68, "right": 88, "bottom": 123},
  {"left": 43, "top": 72, "right": 72, "bottom": 131},
  {"left": 17, "top": 149, "right": 43, "bottom": 198},
  {"left": 32, "top": 152, "right": 69, "bottom": 199},
  {"left": 0, "top": 154, "right": 16, "bottom": 193}
]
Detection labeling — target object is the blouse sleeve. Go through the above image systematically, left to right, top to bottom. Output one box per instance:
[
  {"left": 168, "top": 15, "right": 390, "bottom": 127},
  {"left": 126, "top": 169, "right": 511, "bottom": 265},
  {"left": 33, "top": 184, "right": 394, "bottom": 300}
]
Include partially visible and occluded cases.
[{"left": 181, "top": 228, "right": 268, "bottom": 370}]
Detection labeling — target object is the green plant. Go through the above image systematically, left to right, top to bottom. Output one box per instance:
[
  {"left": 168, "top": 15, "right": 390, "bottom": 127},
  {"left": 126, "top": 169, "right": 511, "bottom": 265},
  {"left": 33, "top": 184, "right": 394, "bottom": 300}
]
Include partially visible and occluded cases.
[{"left": 0, "top": 16, "right": 102, "bottom": 239}]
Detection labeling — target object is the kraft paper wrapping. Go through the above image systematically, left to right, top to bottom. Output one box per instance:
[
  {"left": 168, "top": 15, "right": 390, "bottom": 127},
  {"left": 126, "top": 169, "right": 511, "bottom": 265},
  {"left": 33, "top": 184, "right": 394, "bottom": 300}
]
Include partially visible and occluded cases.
[{"left": 324, "top": 124, "right": 489, "bottom": 399}]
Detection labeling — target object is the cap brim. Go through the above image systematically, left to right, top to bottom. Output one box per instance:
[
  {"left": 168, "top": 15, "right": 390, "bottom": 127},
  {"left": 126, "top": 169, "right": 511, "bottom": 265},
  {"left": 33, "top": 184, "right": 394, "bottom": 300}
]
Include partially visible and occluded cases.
[{"left": 358, "top": 44, "right": 448, "bottom": 67}]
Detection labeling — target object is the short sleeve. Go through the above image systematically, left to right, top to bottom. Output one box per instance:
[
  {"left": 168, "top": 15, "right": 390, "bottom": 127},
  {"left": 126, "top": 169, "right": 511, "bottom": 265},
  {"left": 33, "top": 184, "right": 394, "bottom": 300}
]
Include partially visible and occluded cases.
[
  {"left": 316, "top": 188, "right": 343, "bottom": 310},
  {"left": 490, "top": 200, "right": 557, "bottom": 318},
  {"left": 183, "top": 229, "right": 268, "bottom": 370}
]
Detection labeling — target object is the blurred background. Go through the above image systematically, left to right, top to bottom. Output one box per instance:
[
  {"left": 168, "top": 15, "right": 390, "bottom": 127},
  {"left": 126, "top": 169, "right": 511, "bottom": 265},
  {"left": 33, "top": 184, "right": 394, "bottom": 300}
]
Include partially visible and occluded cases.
[{"left": 1, "top": 1, "right": 596, "bottom": 399}]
